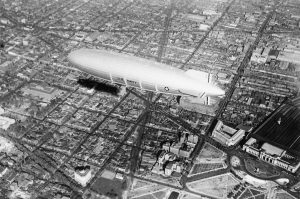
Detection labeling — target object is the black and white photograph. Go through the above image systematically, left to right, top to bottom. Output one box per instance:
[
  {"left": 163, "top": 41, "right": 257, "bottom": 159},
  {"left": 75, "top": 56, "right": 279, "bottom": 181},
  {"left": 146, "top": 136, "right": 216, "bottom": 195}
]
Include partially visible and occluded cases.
[{"left": 0, "top": 0, "right": 300, "bottom": 198}]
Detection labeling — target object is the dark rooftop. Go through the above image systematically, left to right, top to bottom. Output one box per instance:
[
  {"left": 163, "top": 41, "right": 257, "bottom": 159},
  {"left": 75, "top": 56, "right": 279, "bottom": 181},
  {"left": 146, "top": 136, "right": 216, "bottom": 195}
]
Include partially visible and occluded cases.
[
  {"left": 268, "top": 49, "right": 279, "bottom": 57},
  {"left": 250, "top": 96, "right": 300, "bottom": 157},
  {"left": 168, "top": 191, "right": 179, "bottom": 199}
]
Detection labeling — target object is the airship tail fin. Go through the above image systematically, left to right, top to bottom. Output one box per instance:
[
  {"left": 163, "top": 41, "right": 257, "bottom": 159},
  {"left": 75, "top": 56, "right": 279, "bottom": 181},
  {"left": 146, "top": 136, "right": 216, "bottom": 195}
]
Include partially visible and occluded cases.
[{"left": 199, "top": 92, "right": 210, "bottom": 105}]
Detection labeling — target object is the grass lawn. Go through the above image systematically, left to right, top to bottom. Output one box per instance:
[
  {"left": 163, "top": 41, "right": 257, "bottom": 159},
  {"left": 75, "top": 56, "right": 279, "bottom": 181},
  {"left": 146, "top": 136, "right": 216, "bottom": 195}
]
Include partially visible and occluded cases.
[
  {"left": 198, "top": 142, "right": 225, "bottom": 160},
  {"left": 244, "top": 157, "right": 280, "bottom": 178},
  {"left": 190, "top": 163, "right": 224, "bottom": 175},
  {"left": 187, "top": 173, "right": 239, "bottom": 198},
  {"left": 91, "top": 176, "right": 125, "bottom": 198},
  {"left": 132, "top": 180, "right": 153, "bottom": 190},
  {"left": 239, "top": 189, "right": 253, "bottom": 199},
  {"left": 152, "top": 190, "right": 167, "bottom": 199},
  {"left": 275, "top": 192, "right": 297, "bottom": 199},
  {"left": 181, "top": 193, "right": 203, "bottom": 199},
  {"left": 134, "top": 194, "right": 156, "bottom": 199},
  {"left": 255, "top": 194, "right": 266, "bottom": 199}
]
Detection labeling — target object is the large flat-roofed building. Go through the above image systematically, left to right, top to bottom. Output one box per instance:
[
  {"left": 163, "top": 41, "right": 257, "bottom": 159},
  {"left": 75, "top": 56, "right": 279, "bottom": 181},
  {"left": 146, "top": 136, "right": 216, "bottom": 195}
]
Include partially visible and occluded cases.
[
  {"left": 243, "top": 96, "right": 300, "bottom": 173},
  {"left": 249, "top": 96, "right": 300, "bottom": 156},
  {"left": 211, "top": 120, "right": 246, "bottom": 146},
  {"left": 243, "top": 138, "right": 300, "bottom": 173}
]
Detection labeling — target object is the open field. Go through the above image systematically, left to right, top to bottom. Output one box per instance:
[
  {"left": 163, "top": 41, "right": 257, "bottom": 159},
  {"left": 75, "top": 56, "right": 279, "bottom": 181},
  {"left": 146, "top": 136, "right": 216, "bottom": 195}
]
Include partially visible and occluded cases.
[
  {"left": 196, "top": 142, "right": 226, "bottom": 161},
  {"left": 190, "top": 163, "right": 224, "bottom": 175},
  {"left": 187, "top": 173, "right": 240, "bottom": 198},
  {"left": 91, "top": 176, "right": 125, "bottom": 198},
  {"left": 275, "top": 191, "right": 297, "bottom": 199}
]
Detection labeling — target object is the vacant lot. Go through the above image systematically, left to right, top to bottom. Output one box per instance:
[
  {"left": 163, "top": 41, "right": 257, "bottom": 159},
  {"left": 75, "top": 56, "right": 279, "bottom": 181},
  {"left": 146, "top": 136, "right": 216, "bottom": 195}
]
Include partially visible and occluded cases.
[
  {"left": 197, "top": 142, "right": 225, "bottom": 160},
  {"left": 190, "top": 163, "right": 224, "bottom": 175},
  {"left": 187, "top": 173, "right": 239, "bottom": 198},
  {"left": 91, "top": 176, "right": 125, "bottom": 198}
]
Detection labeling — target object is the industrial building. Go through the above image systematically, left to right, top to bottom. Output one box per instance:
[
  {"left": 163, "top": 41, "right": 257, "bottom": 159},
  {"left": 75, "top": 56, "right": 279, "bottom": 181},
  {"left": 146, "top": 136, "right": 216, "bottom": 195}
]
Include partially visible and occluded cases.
[
  {"left": 243, "top": 96, "right": 300, "bottom": 173},
  {"left": 243, "top": 138, "right": 300, "bottom": 173}
]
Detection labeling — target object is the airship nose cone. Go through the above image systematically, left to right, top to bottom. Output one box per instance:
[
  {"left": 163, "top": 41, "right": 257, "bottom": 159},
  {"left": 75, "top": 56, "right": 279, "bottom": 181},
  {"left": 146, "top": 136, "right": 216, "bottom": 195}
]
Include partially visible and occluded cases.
[
  {"left": 68, "top": 49, "right": 92, "bottom": 70},
  {"left": 68, "top": 50, "right": 82, "bottom": 69}
]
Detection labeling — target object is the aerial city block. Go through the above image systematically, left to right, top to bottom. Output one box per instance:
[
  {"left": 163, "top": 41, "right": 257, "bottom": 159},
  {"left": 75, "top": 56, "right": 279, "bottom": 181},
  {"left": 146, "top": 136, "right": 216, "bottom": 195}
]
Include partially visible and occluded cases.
[{"left": 0, "top": 0, "right": 300, "bottom": 199}]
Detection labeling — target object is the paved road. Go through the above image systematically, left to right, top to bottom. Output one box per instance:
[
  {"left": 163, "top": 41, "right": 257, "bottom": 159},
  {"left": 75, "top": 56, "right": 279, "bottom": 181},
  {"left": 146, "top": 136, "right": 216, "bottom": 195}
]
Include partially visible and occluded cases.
[
  {"left": 156, "top": 0, "right": 174, "bottom": 62},
  {"left": 180, "top": 0, "right": 236, "bottom": 69},
  {"left": 210, "top": 3, "right": 277, "bottom": 127},
  {"left": 83, "top": 109, "right": 149, "bottom": 192}
]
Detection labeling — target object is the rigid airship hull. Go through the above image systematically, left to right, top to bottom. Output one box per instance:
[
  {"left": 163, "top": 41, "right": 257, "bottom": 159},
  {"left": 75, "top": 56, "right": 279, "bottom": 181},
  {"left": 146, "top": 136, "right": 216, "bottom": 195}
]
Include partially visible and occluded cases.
[{"left": 68, "top": 48, "right": 225, "bottom": 97}]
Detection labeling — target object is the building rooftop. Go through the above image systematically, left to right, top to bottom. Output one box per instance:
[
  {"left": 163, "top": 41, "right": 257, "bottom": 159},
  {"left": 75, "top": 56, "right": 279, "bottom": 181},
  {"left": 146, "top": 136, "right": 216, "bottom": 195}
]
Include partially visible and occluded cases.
[
  {"left": 250, "top": 96, "right": 300, "bottom": 157},
  {"left": 261, "top": 143, "right": 284, "bottom": 156}
]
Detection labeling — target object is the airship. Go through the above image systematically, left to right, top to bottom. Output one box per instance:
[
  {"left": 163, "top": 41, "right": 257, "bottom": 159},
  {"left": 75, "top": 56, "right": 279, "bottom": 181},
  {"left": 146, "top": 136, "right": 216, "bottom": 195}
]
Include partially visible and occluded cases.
[{"left": 67, "top": 48, "right": 225, "bottom": 98}]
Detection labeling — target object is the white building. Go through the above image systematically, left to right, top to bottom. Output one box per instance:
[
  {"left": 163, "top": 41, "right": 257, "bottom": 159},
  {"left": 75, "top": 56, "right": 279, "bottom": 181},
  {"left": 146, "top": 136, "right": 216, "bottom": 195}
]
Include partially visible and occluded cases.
[
  {"left": 203, "top": 10, "right": 218, "bottom": 15},
  {"left": 0, "top": 18, "right": 9, "bottom": 24},
  {"left": 199, "top": 24, "right": 210, "bottom": 31},
  {"left": 250, "top": 48, "right": 268, "bottom": 63},
  {"left": 277, "top": 50, "right": 300, "bottom": 65},
  {"left": 0, "top": 116, "right": 15, "bottom": 130},
  {"left": 212, "top": 120, "right": 245, "bottom": 146},
  {"left": 0, "top": 136, "right": 15, "bottom": 153},
  {"left": 243, "top": 138, "right": 300, "bottom": 173},
  {"left": 165, "top": 161, "right": 183, "bottom": 176},
  {"left": 0, "top": 167, "right": 9, "bottom": 178},
  {"left": 74, "top": 169, "right": 92, "bottom": 187},
  {"left": 115, "top": 173, "right": 124, "bottom": 180}
]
